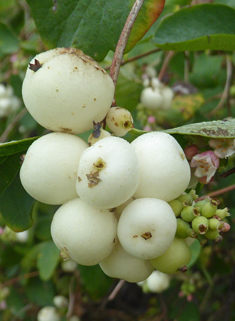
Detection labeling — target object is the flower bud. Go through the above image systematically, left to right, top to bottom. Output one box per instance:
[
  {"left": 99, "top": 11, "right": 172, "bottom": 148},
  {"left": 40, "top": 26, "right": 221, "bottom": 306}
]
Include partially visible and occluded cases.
[
  {"left": 184, "top": 145, "right": 199, "bottom": 160},
  {"left": 192, "top": 216, "right": 209, "bottom": 235},
  {"left": 218, "top": 221, "right": 231, "bottom": 233}
]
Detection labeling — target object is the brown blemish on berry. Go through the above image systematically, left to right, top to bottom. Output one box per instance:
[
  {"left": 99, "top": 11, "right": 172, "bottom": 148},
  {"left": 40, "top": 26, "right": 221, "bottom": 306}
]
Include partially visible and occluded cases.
[
  {"left": 29, "top": 59, "right": 41, "bottom": 72},
  {"left": 56, "top": 89, "right": 59, "bottom": 92},
  {"left": 94, "top": 98, "right": 97, "bottom": 101},
  {"left": 82, "top": 105, "right": 86, "bottom": 108},
  {"left": 114, "top": 122, "right": 118, "bottom": 126},
  {"left": 59, "top": 127, "right": 72, "bottom": 133},
  {"left": 179, "top": 152, "right": 185, "bottom": 160},
  {"left": 93, "top": 157, "right": 106, "bottom": 170},
  {"left": 86, "top": 171, "right": 101, "bottom": 187},
  {"left": 78, "top": 176, "right": 82, "bottom": 182},
  {"left": 141, "top": 232, "right": 152, "bottom": 240},
  {"left": 133, "top": 235, "right": 138, "bottom": 238}
]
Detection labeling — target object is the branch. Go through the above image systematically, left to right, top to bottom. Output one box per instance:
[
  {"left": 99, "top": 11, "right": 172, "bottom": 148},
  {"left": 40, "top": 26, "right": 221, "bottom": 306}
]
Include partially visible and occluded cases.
[
  {"left": 109, "top": 0, "right": 145, "bottom": 89},
  {"left": 105, "top": 48, "right": 161, "bottom": 71},
  {"left": 158, "top": 51, "right": 175, "bottom": 81},
  {"left": 209, "top": 55, "right": 233, "bottom": 116},
  {"left": 0, "top": 108, "right": 27, "bottom": 143},
  {"left": 196, "top": 184, "right": 235, "bottom": 201}
]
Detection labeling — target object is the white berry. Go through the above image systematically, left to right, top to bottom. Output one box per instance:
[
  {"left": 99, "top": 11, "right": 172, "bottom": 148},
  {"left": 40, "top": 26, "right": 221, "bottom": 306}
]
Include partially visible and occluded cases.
[
  {"left": 22, "top": 48, "right": 114, "bottom": 134},
  {"left": 140, "top": 87, "right": 163, "bottom": 110},
  {"left": 106, "top": 107, "right": 133, "bottom": 137},
  {"left": 20, "top": 132, "right": 88, "bottom": 205},
  {"left": 131, "top": 132, "right": 191, "bottom": 202},
  {"left": 76, "top": 136, "right": 139, "bottom": 209},
  {"left": 51, "top": 198, "right": 117, "bottom": 266},
  {"left": 117, "top": 198, "right": 177, "bottom": 260},
  {"left": 99, "top": 241, "right": 154, "bottom": 283},
  {"left": 37, "top": 306, "right": 60, "bottom": 321}
]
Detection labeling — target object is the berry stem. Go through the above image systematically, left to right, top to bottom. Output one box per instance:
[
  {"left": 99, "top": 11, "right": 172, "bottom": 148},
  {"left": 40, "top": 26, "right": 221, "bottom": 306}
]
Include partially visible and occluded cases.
[{"left": 109, "top": 0, "right": 145, "bottom": 89}]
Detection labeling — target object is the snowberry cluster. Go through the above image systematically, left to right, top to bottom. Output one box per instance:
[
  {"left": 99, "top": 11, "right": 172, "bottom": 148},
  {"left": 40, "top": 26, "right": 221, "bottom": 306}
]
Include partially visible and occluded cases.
[
  {"left": 20, "top": 48, "right": 197, "bottom": 283},
  {"left": 0, "top": 83, "right": 20, "bottom": 118}
]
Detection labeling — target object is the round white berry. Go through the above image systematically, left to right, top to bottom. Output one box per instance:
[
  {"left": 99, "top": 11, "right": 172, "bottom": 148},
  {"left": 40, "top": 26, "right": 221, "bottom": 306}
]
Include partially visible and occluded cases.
[
  {"left": 22, "top": 48, "right": 114, "bottom": 134},
  {"left": 161, "top": 86, "right": 174, "bottom": 110},
  {"left": 140, "top": 87, "right": 163, "bottom": 110},
  {"left": 106, "top": 107, "right": 133, "bottom": 137},
  {"left": 20, "top": 132, "right": 88, "bottom": 205},
  {"left": 131, "top": 132, "right": 191, "bottom": 202},
  {"left": 76, "top": 136, "right": 139, "bottom": 209},
  {"left": 51, "top": 198, "right": 117, "bottom": 266},
  {"left": 117, "top": 198, "right": 177, "bottom": 260},
  {"left": 99, "top": 241, "right": 154, "bottom": 283},
  {"left": 145, "top": 270, "right": 170, "bottom": 293},
  {"left": 37, "top": 306, "right": 60, "bottom": 321}
]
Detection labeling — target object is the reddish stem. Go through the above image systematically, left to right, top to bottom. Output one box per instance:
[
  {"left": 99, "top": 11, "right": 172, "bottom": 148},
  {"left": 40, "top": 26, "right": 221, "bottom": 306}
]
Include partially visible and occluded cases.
[{"left": 109, "top": 0, "right": 145, "bottom": 89}]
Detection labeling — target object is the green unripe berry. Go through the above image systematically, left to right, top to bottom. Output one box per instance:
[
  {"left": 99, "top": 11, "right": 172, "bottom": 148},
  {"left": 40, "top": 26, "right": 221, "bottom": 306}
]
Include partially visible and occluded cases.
[
  {"left": 177, "top": 193, "right": 193, "bottom": 206},
  {"left": 195, "top": 197, "right": 211, "bottom": 212},
  {"left": 168, "top": 199, "right": 184, "bottom": 217},
  {"left": 201, "top": 199, "right": 218, "bottom": 218},
  {"left": 181, "top": 206, "right": 199, "bottom": 222},
  {"left": 215, "top": 207, "right": 230, "bottom": 220},
  {"left": 192, "top": 216, "right": 209, "bottom": 235},
  {"left": 208, "top": 218, "right": 223, "bottom": 231},
  {"left": 176, "top": 219, "right": 196, "bottom": 239},
  {"left": 204, "top": 229, "right": 222, "bottom": 242},
  {"left": 150, "top": 238, "right": 191, "bottom": 274}
]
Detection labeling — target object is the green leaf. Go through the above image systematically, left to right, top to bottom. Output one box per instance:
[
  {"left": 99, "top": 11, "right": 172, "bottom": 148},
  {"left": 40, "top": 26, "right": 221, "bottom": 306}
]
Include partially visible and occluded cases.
[
  {"left": 26, "top": 0, "right": 165, "bottom": 61},
  {"left": 125, "top": 0, "right": 165, "bottom": 53},
  {"left": 153, "top": 4, "right": 235, "bottom": 51},
  {"left": 0, "top": 22, "right": 19, "bottom": 57},
  {"left": 115, "top": 68, "right": 143, "bottom": 112},
  {"left": 164, "top": 119, "right": 235, "bottom": 138},
  {"left": 0, "top": 137, "right": 38, "bottom": 157},
  {"left": 0, "top": 152, "right": 22, "bottom": 196},
  {"left": 0, "top": 172, "right": 34, "bottom": 232},
  {"left": 188, "top": 239, "right": 201, "bottom": 269},
  {"left": 37, "top": 240, "right": 60, "bottom": 281},
  {"left": 79, "top": 264, "right": 114, "bottom": 299},
  {"left": 26, "top": 277, "right": 55, "bottom": 306},
  {"left": 177, "top": 302, "right": 200, "bottom": 321}
]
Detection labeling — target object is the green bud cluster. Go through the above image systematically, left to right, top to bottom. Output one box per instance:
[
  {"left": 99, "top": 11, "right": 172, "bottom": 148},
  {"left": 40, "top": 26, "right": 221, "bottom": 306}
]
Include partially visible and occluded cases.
[{"left": 168, "top": 190, "right": 230, "bottom": 245}]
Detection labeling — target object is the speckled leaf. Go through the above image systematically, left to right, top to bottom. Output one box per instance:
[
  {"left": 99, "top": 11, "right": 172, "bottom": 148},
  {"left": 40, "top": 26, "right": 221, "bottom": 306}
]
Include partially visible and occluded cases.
[
  {"left": 26, "top": 0, "right": 165, "bottom": 61},
  {"left": 153, "top": 4, "right": 235, "bottom": 51},
  {"left": 164, "top": 119, "right": 235, "bottom": 138}
]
